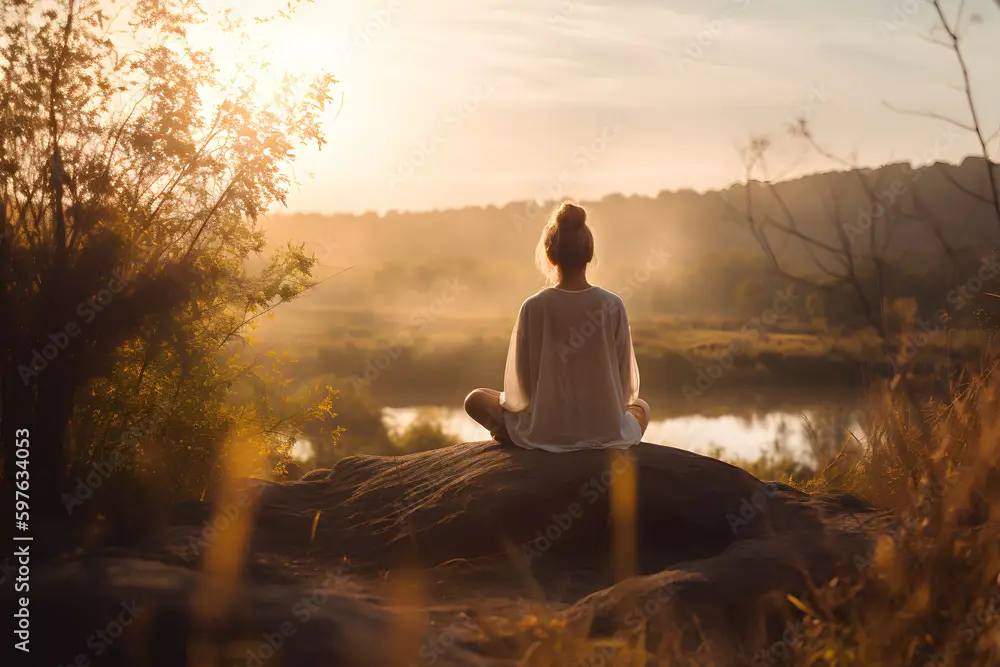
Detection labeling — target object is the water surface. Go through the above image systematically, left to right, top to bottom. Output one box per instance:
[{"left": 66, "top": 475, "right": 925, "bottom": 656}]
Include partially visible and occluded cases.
[{"left": 381, "top": 406, "right": 863, "bottom": 463}]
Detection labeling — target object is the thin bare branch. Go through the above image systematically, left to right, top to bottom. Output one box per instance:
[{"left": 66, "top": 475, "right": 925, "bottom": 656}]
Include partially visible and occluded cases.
[
  {"left": 929, "top": 0, "right": 1000, "bottom": 230},
  {"left": 913, "top": 32, "right": 954, "bottom": 50},
  {"left": 883, "top": 101, "right": 975, "bottom": 133}
]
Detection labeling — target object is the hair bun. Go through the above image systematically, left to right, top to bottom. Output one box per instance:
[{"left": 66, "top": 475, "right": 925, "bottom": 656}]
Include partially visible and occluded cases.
[{"left": 554, "top": 202, "right": 587, "bottom": 230}]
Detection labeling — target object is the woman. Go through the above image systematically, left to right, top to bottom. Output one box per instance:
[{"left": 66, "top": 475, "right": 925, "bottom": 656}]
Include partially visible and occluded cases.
[{"left": 464, "top": 201, "right": 650, "bottom": 452}]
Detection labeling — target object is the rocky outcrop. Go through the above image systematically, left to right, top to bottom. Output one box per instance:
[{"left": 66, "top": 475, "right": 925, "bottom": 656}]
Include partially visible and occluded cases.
[
  {"left": 21, "top": 441, "right": 892, "bottom": 666},
  {"left": 252, "top": 441, "right": 773, "bottom": 571}
]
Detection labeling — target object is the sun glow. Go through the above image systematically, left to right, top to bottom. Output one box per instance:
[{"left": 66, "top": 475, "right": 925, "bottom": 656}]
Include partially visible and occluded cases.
[
  {"left": 180, "top": 0, "right": 406, "bottom": 200},
  {"left": 187, "top": 1, "right": 343, "bottom": 114}
]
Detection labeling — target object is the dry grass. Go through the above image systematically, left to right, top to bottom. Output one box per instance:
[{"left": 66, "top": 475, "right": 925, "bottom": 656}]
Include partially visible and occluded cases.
[
  {"left": 496, "top": 371, "right": 1000, "bottom": 666},
  {"left": 780, "top": 371, "right": 1000, "bottom": 667}
]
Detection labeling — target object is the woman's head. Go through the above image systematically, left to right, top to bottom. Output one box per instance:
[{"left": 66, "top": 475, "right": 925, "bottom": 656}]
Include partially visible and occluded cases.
[{"left": 535, "top": 201, "right": 595, "bottom": 283}]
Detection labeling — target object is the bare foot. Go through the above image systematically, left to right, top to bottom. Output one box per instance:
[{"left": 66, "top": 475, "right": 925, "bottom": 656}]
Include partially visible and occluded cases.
[{"left": 490, "top": 429, "right": 514, "bottom": 446}]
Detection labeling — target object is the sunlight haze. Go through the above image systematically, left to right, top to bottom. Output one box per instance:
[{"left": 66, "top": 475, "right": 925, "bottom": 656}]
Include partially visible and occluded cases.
[
  {"left": 196, "top": 0, "right": 1000, "bottom": 214},
  {"left": 11, "top": 2, "right": 1000, "bottom": 657}
]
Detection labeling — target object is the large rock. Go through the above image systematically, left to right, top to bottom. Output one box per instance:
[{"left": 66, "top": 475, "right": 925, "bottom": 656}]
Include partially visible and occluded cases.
[
  {"left": 20, "top": 441, "right": 892, "bottom": 666},
  {"left": 251, "top": 441, "right": 774, "bottom": 574}
]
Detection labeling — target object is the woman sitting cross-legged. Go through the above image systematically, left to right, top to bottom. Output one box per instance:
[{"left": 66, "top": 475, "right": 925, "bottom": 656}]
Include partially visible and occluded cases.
[{"left": 464, "top": 201, "right": 650, "bottom": 452}]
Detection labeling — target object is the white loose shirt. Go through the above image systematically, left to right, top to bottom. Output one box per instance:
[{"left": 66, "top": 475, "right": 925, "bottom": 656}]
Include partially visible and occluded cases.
[{"left": 499, "top": 286, "right": 642, "bottom": 452}]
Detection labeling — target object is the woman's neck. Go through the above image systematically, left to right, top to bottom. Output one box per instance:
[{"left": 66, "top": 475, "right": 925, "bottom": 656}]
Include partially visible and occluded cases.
[{"left": 555, "top": 271, "right": 591, "bottom": 291}]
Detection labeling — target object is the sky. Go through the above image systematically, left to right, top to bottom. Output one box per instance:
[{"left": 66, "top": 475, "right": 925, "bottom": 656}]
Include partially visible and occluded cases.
[{"left": 195, "top": 0, "right": 1000, "bottom": 214}]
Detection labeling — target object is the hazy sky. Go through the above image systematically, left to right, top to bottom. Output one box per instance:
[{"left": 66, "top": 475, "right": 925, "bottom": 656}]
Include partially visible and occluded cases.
[{"left": 201, "top": 0, "right": 1000, "bottom": 214}]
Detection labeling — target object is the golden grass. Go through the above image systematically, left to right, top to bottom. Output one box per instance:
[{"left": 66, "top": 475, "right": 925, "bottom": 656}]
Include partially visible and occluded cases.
[
  {"left": 501, "top": 371, "right": 1000, "bottom": 666},
  {"left": 783, "top": 372, "right": 1000, "bottom": 666}
]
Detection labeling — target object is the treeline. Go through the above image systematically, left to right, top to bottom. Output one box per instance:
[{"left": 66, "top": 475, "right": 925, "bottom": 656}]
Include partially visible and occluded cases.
[{"left": 264, "top": 157, "right": 1000, "bottom": 328}]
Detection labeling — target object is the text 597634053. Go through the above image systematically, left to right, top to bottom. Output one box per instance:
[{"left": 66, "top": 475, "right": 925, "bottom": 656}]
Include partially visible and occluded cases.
[{"left": 13, "top": 427, "right": 32, "bottom": 654}]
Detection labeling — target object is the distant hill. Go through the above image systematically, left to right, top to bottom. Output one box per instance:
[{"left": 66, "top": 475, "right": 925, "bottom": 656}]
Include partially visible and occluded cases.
[{"left": 259, "top": 157, "right": 1000, "bottom": 320}]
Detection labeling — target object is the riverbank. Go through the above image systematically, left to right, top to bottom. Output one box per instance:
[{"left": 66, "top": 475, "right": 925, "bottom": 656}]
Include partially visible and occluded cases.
[{"left": 273, "top": 321, "right": 984, "bottom": 410}]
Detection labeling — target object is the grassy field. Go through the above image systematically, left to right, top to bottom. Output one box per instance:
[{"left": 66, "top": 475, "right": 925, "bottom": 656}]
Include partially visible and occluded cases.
[{"left": 257, "top": 305, "right": 992, "bottom": 411}]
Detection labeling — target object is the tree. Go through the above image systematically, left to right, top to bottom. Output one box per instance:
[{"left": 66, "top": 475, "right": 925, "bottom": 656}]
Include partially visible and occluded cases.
[
  {"left": 0, "top": 0, "right": 336, "bottom": 542},
  {"left": 727, "top": 0, "right": 999, "bottom": 476},
  {"left": 728, "top": 1, "right": 999, "bottom": 380}
]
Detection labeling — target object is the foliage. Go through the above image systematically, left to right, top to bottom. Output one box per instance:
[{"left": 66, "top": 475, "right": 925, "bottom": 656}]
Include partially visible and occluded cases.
[
  {"left": 0, "top": 0, "right": 337, "bottom": 531},
  {"left": 774, "top": 370, "right": 1000, "bottom": 666},
  {"left": 300, "top": 376, "right": 393, "bottom": 466},
  {"left": 389, "top": 409, "right": 461, "bottom": 454},
  {"left": 707, "top": 442, "right": 815, "bottom": 485}
]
